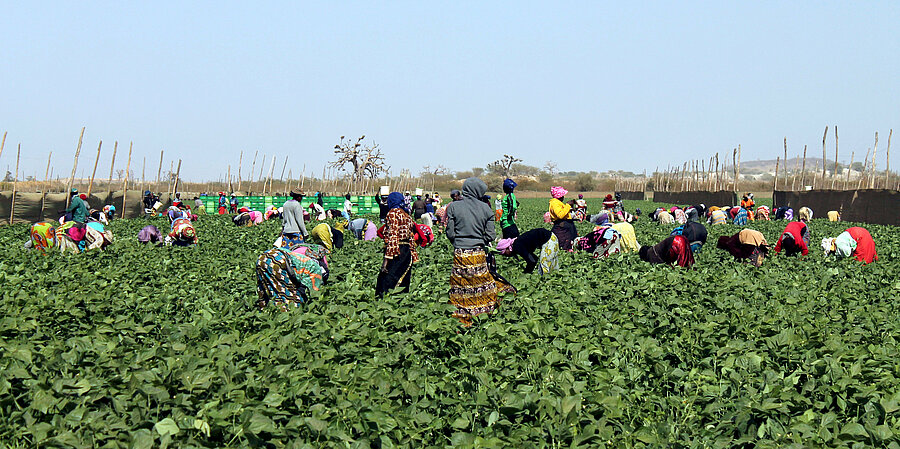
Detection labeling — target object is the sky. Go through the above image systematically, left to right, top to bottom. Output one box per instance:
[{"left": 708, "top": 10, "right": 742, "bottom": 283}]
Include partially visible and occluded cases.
[{"left": 1, "top": 1, "right": 898, "bottom": 182}]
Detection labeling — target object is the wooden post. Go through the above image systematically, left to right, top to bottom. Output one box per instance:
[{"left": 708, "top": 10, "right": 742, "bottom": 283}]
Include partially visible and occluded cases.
[
  {"left": 821, "top": 126, "right": 828, "bottom": 182},
  {"left": 832, "top": 126, "right": 839, "bottom": 189},
  {"left": 66, "top": 127, "right": 86, "bottom": 209},
  {"left": 884, "top": 129, "right": 892, "bottom": 189},
  {"left": 0, "top": 132, "right": 6, "bottom": 162},
  {"left": 869, "top": 132, "right": 879, "bottom": 189},
  {"left": 783, "top": 137, "right": 788, "bottom": 189},
  {"left": 87, "top": 140, "right": 102, "bottom": 196},
  {"left": 105, "top": 141, "right": 118, "bottom": 199},
  {"left": 121, "top": 142, "right": 133, "bottom": 218},
  {"left": 9, "top": 144, "right": 20, "bottom": 224},
  {"left": 799, "top": 144, "right": 807, "bottom": 188},
  {"left": 735, "top": 145, "right": 741, "bottom": 193},
  {"left": 857, "top": 147, "right": 870, "bottom": 190},
  {"left": 156, "top": 150, "right": 164, "bottom": 193},
  {"left": 237, "top": 150, "right": 244, "bottom": 192},
  {"left": 249, "top": 150, "right": 258, "bottom": 193},
  {"left": 846, "top": 151, "right": 854, "bottom": 189},
  {"left": 40, "top": 152, "right": 52, "bottom": 218},
  {"left": 714, "top": 153, "right": 719, "bottom": 190},
  {"left": 266, "top": 155, "right": 277, "bottom": 195},
  {"left": 278, "top": 156, "right": 288, "bottom": 194},
  {"left": 774, "top": 156, "right": 780, "bottom": 192},
  {"left": 141, "top": 157, "right": 146, "bottom": 195},
  {"left": 172, "top": 159, "right": 182, "bottom": 198},
  {"left": 227, "top": 165, "right": 232, "bottom": 192}
]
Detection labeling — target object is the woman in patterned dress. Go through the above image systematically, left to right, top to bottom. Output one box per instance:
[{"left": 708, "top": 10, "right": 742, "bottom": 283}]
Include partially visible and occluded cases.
[
  {"left": 445, "top": 178, "right": 516, "bottom": 326},
  {"left": 375, "top": 192, "right": 419, "bottom": 296},
  {"left": 256, "top": 247, "right": 324, "bottom": 311}
]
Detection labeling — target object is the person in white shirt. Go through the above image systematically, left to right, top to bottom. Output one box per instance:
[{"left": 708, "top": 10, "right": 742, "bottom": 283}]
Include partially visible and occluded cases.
[
  {"left": 342, "top": 194, "right": 355, "bottom": 220},
  {"left": 308, "top": 202, "right": 326, "bottom": 221}
]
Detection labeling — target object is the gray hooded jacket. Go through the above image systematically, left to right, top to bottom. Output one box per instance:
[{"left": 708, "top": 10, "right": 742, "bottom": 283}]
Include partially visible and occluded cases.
[{"left": 445, "top": 178, "right": 496, "bottom": 249}]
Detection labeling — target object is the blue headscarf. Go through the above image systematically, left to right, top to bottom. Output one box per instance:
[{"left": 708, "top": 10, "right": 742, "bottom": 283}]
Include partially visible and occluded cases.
[
  {"left": 503, "top": 178, "right": 517, "bottom": 191},
  {"left": 387, "top": 192, "right": 408, "bottom": 211}
]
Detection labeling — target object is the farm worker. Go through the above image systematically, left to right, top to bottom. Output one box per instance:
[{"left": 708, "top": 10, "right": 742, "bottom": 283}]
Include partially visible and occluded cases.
[
  {"left": 446, "top": 178, "right": 516, "bottom": 326},
  {"left": 500, "top": 178, "right": 520, "bottom": 238},
  {"left": 548, "top": 186, "right": 577, "bottom": 251},
  {"left": 64, "top": 188, "right": 88, "bottom": 223},
  {"left": 279, "top": 189, "right": 309, "bottom": 248},
  {"left": 449, "top": 189, "right": 462, "bottom": 202},
  {"left": 143, "top": 191, "right": 156, "bottom": 211},
  {"left": 316, "top": 191, "right": 325, "bottom": 208},
  {"left": 402, "top": 191, "right": 412, "bottom": 211},
  {"left": 217, "top": 192, "right": 228, "bottom": 214},
  {"left": 375, "top": 192, "right": 419, "bottom": 296},
  {"left": 433, "top": 192, "right": 442, "bottom": 207},
  {"left": 172, "top": 193, "right": 183, "bottom": 208},
  {"left": 741, "top": 193, "right": 755, "bottom": 210},
  {"left": 229, "top": 194, "right": 239, "bottom": 214},
  {"left": 343, "top": 194, "right": 354, "bottom": 220},
  {"left": 376, "top": 194, "right": 390, "bottom": 222},
  {"left": 425, "top": 194, "right": 436, "bottom": 214},
  {"left": 493, "top": 194, "right": 503, "bottom": 221},
  {"left": 574, "top": 194, "right": 588, "bottom": 220},
  {"left": 602, "top": 194, "right": 618, "bottom": 212},
  {"left": 412, "top": 195, "right": 427, "bottom": 220},
  {"left": 194, "top": 197, "right": 204, "bottom": 214},
  {"left": 308, "top": 201, "right": 326, "bottom": 221},
  {"left": 103, "top": 204, "right": 117, "bottom": 220},
  {"left": 684, "top": 204, "right": 704, "bottom": 223},
  {"left": 264, "top": 205, "right": 280, "bottom": 221},
  {"left": 755, "top": 205, "right": 770, "bottom": 221},
  {"left": 167, "top": 206, "right": 187, "bottom": 223},
  {"left": 774, "top": 206, "right": 793, "bottom": 220},
  {"left": 672, "top": 207, "right": 688, "bottom": 224},
  {"left": 733, "top": 207, "right": 749, "bottom": 226},
  {"left": 798, "top": 207, "right": 813, "bottom": 222},
  {"left": 708, "top": 208, "right": 727, "bottom": 226},
  {"left": 88, "top": 209, "right": 109, "bottom": 225},
  {"left": 657, "top": 209, "right": 675, "bottom": 225},
  {"left": 249, "top": 210, "right": 264, "bottom": 224},
  {"left": 827, "top": 210, "right": 841, "bottom": 222},
  {"left": 590, "top": 211, "right": 610, "bottom": 227},
  {"left": 233, "top": 212, "right": 253, "bottom": 227},
  {"left": 167, "top": 217, "right": 198, "bottom": 247},
  {"left": 348, "top": 218, "right": 377, "bottom": 241},
  {"left": 56, "top": 221, "right": 88, "bottom": 253},
  {"left": 85, "top": 221, "right": 114, "bottom": 250},
  {"left": 671, "top": 221, "right": 708, "bottom": 253},
  {"left": 774, "top": 221, "right": 810, "bottom": 257},
  {"left": 26, "top": 222, "right": 57, "bottom": 253},
  {"left": 611, "top": 222, "right": 639, "bottom": 252},
  {"left": 309, "top": 223, "right": 344, "bottom": 251},
  {"left": 138, "top": 225, "right": 163, "bottom": 244},
  {"left": 574, "top": 226, "right": 622, "bottom": 259},
  {"left": 821, "top": 227, "right": 878, "bottom": 264},
  {"left": 496, "top": 228, "right": 556, "bottom": 274},
  {"left": 717, "top": 229, "right": 769, "bottom": 267},
  {"left": 638, "top": 235, "right": 695, "bottom": 268},
  {"left": 255, "top": 246, "right": 324, "bottom": 311}
]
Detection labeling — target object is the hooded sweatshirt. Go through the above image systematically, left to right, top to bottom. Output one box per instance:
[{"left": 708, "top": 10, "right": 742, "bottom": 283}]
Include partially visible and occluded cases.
[{"left": 445, "top": 178, "right": 495, "bottom": 249}]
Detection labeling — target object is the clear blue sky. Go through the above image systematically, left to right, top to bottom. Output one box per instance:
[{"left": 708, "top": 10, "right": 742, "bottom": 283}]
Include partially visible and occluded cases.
[{"left": 1, "top": 1, "right": 898, "bottom": 181}]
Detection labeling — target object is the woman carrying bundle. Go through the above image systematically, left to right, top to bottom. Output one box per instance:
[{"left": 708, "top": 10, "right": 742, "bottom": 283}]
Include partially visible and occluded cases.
[
  {"left": 446, "top": 178, "right": 516, "bottom": 326},
  {"left": 548, "top": 186, "right": 577, "bottom": 251},
  {"left": 375, "top": 192, "right": 419, "bottom": 296},
  {"left": 821, "top": 227, "right": 877, "bottom": 264},
  {"left": 496, "top": 228, "right": 557, "bottom": 275},
  {"left": 717, "top": 229, "right": 769, "bottom": 267},
  {"left": 638, "top": 235, "right": 695, "bottom": 268},
  {"left": 256, "top": 246, "right": 324, "bottom": 311}
]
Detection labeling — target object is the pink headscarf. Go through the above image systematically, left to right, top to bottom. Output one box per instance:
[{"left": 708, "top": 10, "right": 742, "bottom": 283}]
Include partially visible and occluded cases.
[
  {"left": 551, "top": 186, "right": 568, "bottom": 199},
  {"left": 249, "top": 210, "right": 263, "bottom": 224},
  {"left": 496, "top": 238, "right": 516, "bottom": 254}
]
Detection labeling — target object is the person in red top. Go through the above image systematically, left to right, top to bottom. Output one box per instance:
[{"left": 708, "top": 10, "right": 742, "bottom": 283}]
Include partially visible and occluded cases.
[
  {"left": 375, "top": 192, "right": 419, "bottom": 296},
  {"left": 774, "top": 221, "right": 810, "bottom": 256},
  {"left": 822, "top": 227, "right": 878, "bottom": 264}
]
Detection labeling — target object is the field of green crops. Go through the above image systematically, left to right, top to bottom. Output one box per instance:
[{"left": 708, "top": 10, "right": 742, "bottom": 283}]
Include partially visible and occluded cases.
[{"left": 1, "top": 198, "right": 898, "bottom": 448}]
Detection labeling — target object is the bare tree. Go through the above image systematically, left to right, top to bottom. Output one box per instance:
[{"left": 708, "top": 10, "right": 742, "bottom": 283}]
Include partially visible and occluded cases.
[
  {"left": 330, "top": 135, "right": 389, "bottom": 182},
  {"left": 487, "top": 154, "right": 524, "bottom": 177},
  {"left": 543, "top": 161, "right": 558, "bottom": 176}
]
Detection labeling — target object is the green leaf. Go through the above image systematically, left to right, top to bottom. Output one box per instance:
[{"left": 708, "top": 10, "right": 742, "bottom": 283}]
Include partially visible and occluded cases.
[
  {"left": 154, "top": 418, "right": 180, "bottom": 437},
  {"left": 839, "top": 422, "right": 868, "bottom": 438}
]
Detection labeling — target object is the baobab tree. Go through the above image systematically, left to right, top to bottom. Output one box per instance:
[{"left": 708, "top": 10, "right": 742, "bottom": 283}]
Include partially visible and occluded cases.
[
  {"left": 330, "top": 135, "right": 389, "bottom": 182},
  {"left": 487, "top": 154, "right": 523, "bottom": 178}
]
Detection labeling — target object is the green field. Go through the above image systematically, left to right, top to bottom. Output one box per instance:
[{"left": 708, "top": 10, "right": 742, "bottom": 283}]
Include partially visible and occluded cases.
[{"left": 1, "top": 198, "right": 897, "bottom": 448}]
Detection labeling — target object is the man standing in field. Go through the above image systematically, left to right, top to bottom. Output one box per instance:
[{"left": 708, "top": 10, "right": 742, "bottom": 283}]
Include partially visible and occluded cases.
[{"left": 281, "top": 189, "right": 309, "bottom": 248}]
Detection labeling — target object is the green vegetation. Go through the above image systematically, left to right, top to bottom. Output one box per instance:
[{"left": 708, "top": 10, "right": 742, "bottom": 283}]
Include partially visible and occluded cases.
[{"left": 0, "top": 198, "right": 897, "bottom": 447}]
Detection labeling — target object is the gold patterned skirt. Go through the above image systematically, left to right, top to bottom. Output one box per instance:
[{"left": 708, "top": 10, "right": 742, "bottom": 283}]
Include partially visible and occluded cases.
[{"left": 449, "top": 248, "right": 516, "bottom": 326}]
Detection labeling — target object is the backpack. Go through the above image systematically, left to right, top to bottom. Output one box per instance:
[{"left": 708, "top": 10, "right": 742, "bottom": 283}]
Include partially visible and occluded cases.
[{"left": 413, "top": 224, "right": 434, "bottom": 247}]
